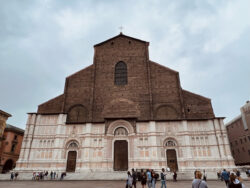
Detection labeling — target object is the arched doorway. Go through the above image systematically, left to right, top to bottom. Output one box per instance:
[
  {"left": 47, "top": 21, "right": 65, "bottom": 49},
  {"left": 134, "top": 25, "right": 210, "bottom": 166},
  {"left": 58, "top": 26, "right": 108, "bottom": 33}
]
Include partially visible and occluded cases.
[
  {"left": 113, "top": 127, "right": 128, "bottom": 171},
  {"left": 164, "top": 139, "right": 178, "bottom": 172},
  {"left": 114, "top": 140, "right": 128, "bottom": 171},
  {"left": 65, "top": 141, "right": 79, "bottom": 172},
  {"left": 166, "top": 149, "right": 178, "bottom": 172},
  {"left": 66, "top": 151, "right": 77, "bottom": 172},
  {"left": 2, "top": 159, "right": 14, "bottom": 173}
]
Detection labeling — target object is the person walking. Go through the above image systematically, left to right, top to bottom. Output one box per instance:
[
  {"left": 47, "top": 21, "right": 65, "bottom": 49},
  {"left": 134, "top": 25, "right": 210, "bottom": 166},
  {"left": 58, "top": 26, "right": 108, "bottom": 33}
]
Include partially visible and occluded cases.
[
  {"left": 132, "top": 168, "right": 137, "bottom": 188},
  {"left": 160, "top": 168, "right": 167, "bottom": 188},
  {"left": 146, "top": 169, "right": 152, "bottom": 188},
  {"left": 221, "top": 169, "right": 230, "bottom": 187},
  {"left": 151, "top": 170, "right": 157, "bottom": 188},
  {"left": 192, "top": 170, "right": 208, "bottom": 188},
  {"left": 203, "top": 170, "right": 207, "bottom": 181},
  {"left": 50, "top": 171, "right": 53, "bottom": 180},
  {"left": 126, "top": 171, "right": 133, "bottom": 188},
  {"left": 173, "top": 171, "right": 177, "bottom": 182},
  {"left": 10, "top": 172, "right": 14, "bottom": 181},
  {"left": 14, "top": 172, "right": 19, "bottom": 180},
  {"left": 141, "top": 172, "right": 147, "bottom": 188},
  {"left": 228, "top": 173, "right": 245, "bottom": 188}
]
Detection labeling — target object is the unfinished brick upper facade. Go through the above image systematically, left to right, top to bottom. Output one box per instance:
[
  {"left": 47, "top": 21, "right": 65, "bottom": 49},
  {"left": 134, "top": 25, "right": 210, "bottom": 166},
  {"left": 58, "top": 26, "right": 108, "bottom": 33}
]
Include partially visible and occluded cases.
[{"left": 38, "top": 33, "right": 214, "bottom": 122}]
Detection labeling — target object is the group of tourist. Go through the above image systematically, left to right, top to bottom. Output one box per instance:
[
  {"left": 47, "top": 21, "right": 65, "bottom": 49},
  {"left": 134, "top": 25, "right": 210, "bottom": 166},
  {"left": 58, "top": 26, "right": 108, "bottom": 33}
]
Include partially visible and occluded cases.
[
  {"left": 126, "top": 168, "right": 175, "bottom": 188},
  {"left": 126, "top": 168, "right": 247, "bottom": 188},
  {"left": 220, "top": 169, "right": 246, "bottom": 188},
  {"left": 32, "top": 171, "right": 58, "bottom": 180},
  {"left": 10, "top": 172, "right": 19, "bottom": 180}
]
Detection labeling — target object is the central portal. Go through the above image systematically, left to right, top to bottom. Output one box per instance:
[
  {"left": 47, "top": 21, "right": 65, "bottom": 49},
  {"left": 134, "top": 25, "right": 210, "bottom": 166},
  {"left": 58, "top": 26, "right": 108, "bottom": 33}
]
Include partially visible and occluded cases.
[
  {"left": 114, "top": 140, "right": 128, "bottom": 171},
  {"left": 166, "top": 149, "right": 178, "bottom": 172},
  {"left": 66, "top": 151, "right": 77, "bottom": 172}
]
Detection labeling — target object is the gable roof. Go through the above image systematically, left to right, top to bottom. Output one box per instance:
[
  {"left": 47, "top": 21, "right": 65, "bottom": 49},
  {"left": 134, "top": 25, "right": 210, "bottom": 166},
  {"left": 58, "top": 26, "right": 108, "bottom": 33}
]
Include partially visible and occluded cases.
[
  {"left": 94, "top": 32, "right": 149, "bottom": 47},
  {"left": 0, "top": 109, "right": 11, "bottom": 118},
  {"left": 5, "top": 124, "right": 24, "bottom": 134}
]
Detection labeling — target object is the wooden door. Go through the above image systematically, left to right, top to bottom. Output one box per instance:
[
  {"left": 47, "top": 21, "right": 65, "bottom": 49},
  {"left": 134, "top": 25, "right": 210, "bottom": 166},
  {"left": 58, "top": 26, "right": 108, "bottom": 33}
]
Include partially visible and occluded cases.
[
  {"left": 114, "top": 140, "right": 128, "bottom": 171},
  {"left": 166, "top": 149, "right": 178, "bottom": 172},
  {"left": 66, "top": 151, "right": 77, "bottom": 172}
]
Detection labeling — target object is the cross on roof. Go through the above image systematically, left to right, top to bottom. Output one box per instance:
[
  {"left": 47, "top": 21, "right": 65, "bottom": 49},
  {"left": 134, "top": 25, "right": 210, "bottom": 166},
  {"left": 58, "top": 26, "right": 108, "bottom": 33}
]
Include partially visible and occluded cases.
[{"left": 119, "top": 26, "right": 123, "bottom": 34}]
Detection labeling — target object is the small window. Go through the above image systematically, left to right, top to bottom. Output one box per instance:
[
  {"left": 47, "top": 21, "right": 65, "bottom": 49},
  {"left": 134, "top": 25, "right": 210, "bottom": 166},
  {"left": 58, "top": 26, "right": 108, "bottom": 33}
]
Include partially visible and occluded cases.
[
  {"left": 114, "top": 61, "right": 127, "bottom": 85},
  {"left": 14, "top": 135, "right": 17, "bottom": 140},
  {"left": 244, "top": 137, "right": 247, "bottom": 142},
  {"left": 240, "top": 138, "right": 242, "bottom": 144},
  {"left": 11, "top": 144, "right": 16, "bottom": 152}
]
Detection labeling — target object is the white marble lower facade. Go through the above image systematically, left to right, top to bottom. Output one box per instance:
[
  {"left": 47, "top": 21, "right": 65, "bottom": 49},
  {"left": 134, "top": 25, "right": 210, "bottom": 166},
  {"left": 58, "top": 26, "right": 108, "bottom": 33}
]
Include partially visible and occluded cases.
[{"left": 16, "top": 113, "right": 235, "bottom": 172}]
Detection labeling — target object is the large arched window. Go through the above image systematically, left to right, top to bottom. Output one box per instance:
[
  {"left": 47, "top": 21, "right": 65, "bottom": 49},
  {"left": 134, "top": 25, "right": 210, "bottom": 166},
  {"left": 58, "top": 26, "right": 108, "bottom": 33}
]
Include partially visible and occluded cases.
[
  {"left": 115, "top": 61, "right": 127, "bottom": 85},
  {"left": 67, "top": 105, "right": 88, "bottom": 123}
]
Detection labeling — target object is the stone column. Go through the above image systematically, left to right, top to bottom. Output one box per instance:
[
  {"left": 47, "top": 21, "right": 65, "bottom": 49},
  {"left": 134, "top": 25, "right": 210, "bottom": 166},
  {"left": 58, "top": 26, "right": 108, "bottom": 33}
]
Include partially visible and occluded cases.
[
  {"left": 182, "top": 120, "right": 192, "bottom": 159},
  {"left": 148, "top": 121, "right": 158, "bottom": 168},
  {"left": 85, "top": 123, "right": 92, "bottom": 169}
]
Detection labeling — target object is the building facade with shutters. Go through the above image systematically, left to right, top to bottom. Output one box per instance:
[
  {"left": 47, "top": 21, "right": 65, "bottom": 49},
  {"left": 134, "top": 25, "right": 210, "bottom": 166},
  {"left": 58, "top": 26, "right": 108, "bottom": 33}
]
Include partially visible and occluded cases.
[
  {"left": 16, "top": 33, "right": 234, "bottom": 173},
  {"left": 225, "top": 101, "right": 250, "bottom": 166},
  {"left": 0, "top": 110, "right": 12, "bottom": 172},
  {"left": 1, "top": 124, "right": 24, "bottom": 173}
]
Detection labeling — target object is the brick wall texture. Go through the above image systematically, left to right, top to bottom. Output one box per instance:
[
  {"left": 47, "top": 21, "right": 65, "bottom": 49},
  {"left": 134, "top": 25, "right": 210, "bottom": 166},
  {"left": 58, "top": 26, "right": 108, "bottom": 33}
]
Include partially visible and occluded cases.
[{"left": 37, "top": 34, "right": 215, "bottom": 122}]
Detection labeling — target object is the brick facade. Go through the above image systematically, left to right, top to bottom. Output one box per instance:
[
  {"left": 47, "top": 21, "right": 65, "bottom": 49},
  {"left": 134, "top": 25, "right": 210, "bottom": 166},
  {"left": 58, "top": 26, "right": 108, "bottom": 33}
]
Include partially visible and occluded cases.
[{"left": 37, "top": 33, "right": 214, "bottom": 122}]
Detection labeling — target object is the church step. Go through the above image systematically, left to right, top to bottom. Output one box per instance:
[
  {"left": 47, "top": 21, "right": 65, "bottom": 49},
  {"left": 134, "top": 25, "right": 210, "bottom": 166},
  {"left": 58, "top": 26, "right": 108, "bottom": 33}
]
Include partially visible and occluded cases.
[{"left": 0, "top": 171, "right": 249, "bottom": 181}]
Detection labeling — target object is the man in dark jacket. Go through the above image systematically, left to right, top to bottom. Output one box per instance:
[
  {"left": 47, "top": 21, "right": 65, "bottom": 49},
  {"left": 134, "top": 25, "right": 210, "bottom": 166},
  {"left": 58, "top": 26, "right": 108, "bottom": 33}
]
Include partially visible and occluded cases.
[
  {"left": 132, "top": 168, "right": 137, "bottom": 188},
  {"left": 221, "top": 169, "right": 230, "bottom": 187}
]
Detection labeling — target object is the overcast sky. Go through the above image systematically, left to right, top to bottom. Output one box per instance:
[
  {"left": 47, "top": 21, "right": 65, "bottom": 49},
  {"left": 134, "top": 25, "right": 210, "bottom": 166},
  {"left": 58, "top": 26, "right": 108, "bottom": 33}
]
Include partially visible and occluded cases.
[{"left": 0, "top": 0, "right": 249, "bottom": 129}]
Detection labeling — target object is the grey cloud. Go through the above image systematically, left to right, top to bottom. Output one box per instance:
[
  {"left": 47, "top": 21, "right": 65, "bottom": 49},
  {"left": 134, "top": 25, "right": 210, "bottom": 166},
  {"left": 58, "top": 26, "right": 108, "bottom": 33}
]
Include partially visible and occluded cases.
[{"left": 0, "top": 0, "right": 249, "bottom": 129}]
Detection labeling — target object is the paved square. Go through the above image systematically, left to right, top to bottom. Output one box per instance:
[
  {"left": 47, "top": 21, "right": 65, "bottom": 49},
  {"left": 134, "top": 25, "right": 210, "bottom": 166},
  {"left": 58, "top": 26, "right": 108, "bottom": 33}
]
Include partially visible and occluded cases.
[{"left": 0, "top": 180, "right": 249, "bottom": 188}]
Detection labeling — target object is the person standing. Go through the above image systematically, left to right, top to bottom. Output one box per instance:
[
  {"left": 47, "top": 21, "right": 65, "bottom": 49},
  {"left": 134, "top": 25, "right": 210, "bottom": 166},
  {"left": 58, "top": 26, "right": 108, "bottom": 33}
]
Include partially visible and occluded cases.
[
  {"left": 132, "top": 168, "right": 137, "bottom": 188},
  {"left": 160, "top": 168, "right": 167, "bottom": 188},
  {"left": 146, "top": 169, "right": 152, "bottom": 188},
  {"left": 221, "top": 169, "right": 230, "bottom": 187},
  {"left": 151, "top": 170, "right": 157, "bottom": 188},
  {"left": 192, "top": 170, "right": 208, "bottom": 188},
  {"left": 203, "top": 170, "right": 207, "bottom": 181},
  {"left": 127, "top": 171, "right": 133, "bottom": 188},
  {"left": 173, "top": 171, "right": 177, "bottom": 182},
  {"left": 10, "top": 172, "right": 14, "bottom": 181},
  {"left": 14, "top": 172, "right": 19, "bottom": 180},
  {"left": 141, "top": 172, "right": 147, "bottom": 188},
  {"left": 228, "top": 173, "right": 245, "bottom": 188}
]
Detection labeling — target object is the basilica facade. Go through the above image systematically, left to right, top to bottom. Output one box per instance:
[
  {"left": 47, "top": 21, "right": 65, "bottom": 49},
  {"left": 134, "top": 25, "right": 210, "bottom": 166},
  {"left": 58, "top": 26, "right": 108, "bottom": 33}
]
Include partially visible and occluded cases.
[{"left": 16, "top": 33, "right": 235, "bottom": 173}]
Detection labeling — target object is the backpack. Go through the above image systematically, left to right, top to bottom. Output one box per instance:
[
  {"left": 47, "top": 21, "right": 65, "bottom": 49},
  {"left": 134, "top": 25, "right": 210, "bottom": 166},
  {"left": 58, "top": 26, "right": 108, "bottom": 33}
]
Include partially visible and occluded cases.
[{"left": 161, "top": 172, "right": 164, "bottom": 180}]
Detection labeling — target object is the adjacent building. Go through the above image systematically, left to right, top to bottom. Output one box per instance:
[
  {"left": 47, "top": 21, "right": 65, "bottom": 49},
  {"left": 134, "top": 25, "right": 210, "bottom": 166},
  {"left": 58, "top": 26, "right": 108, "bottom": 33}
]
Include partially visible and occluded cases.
[
  {"left": 16, "top": 33, "right": 234, "bottom": 174},
  {"left": 226, "top": 101, "right": 250, "bottom": 165},
  {"left": 0, "top": 110, "right": 12, "bottom": 172},
  {"left": 0, "top": 124, "right": 24, "bottom": 173}
]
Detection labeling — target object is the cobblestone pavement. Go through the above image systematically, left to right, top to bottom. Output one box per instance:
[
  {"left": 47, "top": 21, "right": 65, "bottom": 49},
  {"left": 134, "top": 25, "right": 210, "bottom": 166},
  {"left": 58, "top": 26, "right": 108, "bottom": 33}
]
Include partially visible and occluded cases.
[{"left": 0, "top": 180, "right": 249, "bottom": 188}]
